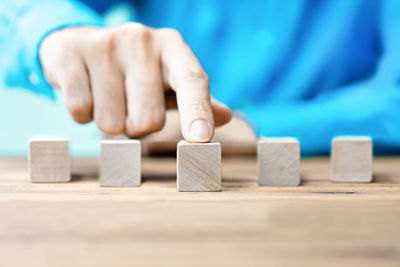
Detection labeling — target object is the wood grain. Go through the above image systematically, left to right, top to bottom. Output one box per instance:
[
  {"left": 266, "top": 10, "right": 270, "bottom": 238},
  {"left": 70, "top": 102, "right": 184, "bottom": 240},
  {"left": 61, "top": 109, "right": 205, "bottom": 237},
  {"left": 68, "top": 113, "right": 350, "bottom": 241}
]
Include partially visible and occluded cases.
[
  {"left": 331, "top": 136, "right": 373, "bottom": 183},
  {"left": 28, "top": 137, "right": 70, "bottom": 182},
  {"left": 258, "top": 137, "right": 300, "bottom": 186},
  {"left": 100, "top": 139, "right": 141, "bottom": 187},
  {"left": 177, "top": 140, "right": 221, "bottom": 192},
  {"left": 0, "top": 156, "right": 399, "bottom": 267}
]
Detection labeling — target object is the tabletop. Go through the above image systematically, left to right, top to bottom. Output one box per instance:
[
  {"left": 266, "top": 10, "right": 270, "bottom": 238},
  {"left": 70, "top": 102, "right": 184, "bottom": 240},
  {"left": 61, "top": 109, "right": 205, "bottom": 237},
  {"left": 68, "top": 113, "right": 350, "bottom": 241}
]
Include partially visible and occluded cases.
[{"left": 0, "top": 156, "right": 399, "bottom": 267}]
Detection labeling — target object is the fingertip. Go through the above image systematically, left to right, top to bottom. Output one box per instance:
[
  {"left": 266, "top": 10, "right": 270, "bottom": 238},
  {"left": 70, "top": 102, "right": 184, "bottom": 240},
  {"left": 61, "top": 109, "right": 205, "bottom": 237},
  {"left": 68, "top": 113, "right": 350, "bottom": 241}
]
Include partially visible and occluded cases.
[{"left": 187, "top": 119, "right": 213, "bottom": 143}]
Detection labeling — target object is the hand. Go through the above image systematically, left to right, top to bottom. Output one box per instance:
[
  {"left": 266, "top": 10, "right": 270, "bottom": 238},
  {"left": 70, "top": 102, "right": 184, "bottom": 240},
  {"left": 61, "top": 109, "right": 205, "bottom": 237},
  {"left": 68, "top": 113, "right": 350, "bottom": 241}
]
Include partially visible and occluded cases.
[
  {"left": 39, "top": 23, "right": 232, "bottom": 142},
  {"left": 142, "top": 111, "right": 257, "bottom": 156}
]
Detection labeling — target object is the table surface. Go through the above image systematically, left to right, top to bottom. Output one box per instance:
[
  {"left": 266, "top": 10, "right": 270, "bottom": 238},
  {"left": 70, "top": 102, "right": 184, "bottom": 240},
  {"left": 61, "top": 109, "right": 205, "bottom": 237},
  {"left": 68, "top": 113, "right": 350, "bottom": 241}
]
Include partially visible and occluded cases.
[{"left": 0, "top": 156, "right": 399, "bottom": 267}]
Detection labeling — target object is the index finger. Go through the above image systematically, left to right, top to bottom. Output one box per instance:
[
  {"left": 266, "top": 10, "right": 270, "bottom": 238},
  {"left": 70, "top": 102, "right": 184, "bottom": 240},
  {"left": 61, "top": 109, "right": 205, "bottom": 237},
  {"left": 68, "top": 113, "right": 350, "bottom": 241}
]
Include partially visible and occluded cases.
[{"left": 158, "top": 29, "right": 214, "bottom": 143}]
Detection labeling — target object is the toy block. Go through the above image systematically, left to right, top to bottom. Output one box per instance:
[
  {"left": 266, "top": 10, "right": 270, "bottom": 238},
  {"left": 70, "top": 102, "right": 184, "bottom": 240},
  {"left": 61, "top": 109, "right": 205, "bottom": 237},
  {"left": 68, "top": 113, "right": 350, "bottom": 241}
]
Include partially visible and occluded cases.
[
  {"left": 331, "top": 136, "right": 373, "bottom": 183},
  {"left": 28, "top": 137, "right": 70, "bottom": 182},
  {"left": 257, "top": 137, "right": 300, "bottom": 186},
  {"left": 100, "top": 139, "right": 141, "bottom": 187},
  {"left": 177, "top": 140, "right": 221, "bottom": 192}
]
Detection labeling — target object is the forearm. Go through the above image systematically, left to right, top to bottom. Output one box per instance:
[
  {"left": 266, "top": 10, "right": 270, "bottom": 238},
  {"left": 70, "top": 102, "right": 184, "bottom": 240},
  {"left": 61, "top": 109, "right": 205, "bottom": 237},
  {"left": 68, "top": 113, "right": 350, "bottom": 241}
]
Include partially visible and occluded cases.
[{"left": 241, "top": 79, "right": 400, "bottom": 155}]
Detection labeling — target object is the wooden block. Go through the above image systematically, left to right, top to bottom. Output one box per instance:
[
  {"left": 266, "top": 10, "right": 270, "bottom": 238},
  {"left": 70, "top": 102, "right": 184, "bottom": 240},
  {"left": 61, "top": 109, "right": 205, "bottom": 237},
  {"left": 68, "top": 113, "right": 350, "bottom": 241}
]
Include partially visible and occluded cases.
[
  {"left": 331, "top": 136, "right": 373, "bottom": 183},
  {"left": 28, "top": 137, "right": 70, "bottom": 182},
  {"left": 257, "top": 137, "right": 300, "bottom": 186},
  {"left": 100, "top": 139, "right": 141, "bottom": 187},
  {"left": 177, "top": 140, "right": 221, "bottom": 192}
]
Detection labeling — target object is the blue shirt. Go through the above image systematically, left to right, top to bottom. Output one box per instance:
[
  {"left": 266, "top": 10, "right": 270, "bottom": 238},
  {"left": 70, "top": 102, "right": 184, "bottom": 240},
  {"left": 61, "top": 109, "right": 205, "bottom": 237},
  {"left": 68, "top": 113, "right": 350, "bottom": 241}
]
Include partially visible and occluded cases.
[{"left": 1, "top": 0, "right": 400, "bottom": 155}]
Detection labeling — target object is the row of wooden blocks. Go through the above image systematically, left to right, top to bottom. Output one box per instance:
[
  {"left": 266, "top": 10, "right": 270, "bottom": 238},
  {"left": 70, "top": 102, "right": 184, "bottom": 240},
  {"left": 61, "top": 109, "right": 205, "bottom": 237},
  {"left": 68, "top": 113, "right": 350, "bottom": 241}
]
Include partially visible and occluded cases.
[{"left": 28, "top": 136, "right": 373, "bottom": 191}]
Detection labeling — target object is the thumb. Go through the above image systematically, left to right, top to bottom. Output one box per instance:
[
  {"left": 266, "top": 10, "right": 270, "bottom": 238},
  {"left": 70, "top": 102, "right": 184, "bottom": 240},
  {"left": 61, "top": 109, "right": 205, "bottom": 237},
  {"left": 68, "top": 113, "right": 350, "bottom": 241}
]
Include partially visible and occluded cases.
[{"left": 211, "top": 96, "right": 232, "bottom": 127}]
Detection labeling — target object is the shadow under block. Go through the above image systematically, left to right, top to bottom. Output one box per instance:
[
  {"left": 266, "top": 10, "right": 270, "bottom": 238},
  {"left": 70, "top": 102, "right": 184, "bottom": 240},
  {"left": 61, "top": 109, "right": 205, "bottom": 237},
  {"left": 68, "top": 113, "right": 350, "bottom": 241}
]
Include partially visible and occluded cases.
[
  {"left": 331, "top": 136, "right": 373, "bottom": 183},
  {"left": 28, "top": 138, "right": 71, "bottom": 183},
  {"left": 257, "top": 138, "right": 300, "bottom": 186},
  {"left": 100, "top": 140, "right": 141, "bottom": 187},
  {"left": 177, "top": 140, "right": 221, "bottom": 192}
]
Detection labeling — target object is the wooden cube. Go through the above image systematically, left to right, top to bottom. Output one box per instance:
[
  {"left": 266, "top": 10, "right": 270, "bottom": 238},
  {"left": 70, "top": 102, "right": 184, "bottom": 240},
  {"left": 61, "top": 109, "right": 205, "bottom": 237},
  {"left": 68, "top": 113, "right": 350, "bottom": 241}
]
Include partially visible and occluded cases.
[
  {"left": 331, "top": 136, "right": 373, "bottom": 183},
  {"left": 28, "top": 137, "right": 70, "bottom": 182},
  {"left": 257, "top": 137, "right": 300, "bottom": 186},
  {"left": 100, "top": 140, "right": 141, "bottom": 187},
  {"left": 177, "top": 140, "right": 221, "bottom": 192}
]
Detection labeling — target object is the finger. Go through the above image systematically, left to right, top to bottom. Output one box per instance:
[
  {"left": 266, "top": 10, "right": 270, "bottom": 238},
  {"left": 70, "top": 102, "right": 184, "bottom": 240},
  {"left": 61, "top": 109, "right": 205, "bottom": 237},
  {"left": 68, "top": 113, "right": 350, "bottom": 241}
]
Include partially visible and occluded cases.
[
  {"left": 118, "top": 25, "right": 165, "bottom": 137},
  {"left": 159, "top": 29, "right": 214, "bottom": 143},
  {"left": 41, "top": 47, "right": 93, "bottom": 124},
  {"left": 85, "top": 50, "right": 126, "bottom": 134},
  {"left": 56, "top": 57, "right": 93, "bottom": 123},
  {"left": 124, "top": 65, "right": 166, "bottom": 137},
  {"left": 165, "top": 92, "right": 232, "bottom": 127},
  {"left": 211, "top": 96, "right": 232, "bottom": 127}
]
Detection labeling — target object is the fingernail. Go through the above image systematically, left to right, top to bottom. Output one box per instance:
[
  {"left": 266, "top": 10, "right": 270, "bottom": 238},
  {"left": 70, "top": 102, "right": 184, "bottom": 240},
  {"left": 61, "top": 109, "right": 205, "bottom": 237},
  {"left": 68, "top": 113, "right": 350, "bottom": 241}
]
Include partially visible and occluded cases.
[{"left": 190, "top": 120, "right": 211, "bottom": 142}]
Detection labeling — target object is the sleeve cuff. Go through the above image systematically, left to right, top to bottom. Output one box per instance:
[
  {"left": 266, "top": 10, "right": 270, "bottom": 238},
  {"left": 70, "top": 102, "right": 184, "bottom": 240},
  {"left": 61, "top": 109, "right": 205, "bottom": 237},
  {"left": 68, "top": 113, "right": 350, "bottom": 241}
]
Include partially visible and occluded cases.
[{"left": 17, "top": 0, "right": 104, "bottom": 99}]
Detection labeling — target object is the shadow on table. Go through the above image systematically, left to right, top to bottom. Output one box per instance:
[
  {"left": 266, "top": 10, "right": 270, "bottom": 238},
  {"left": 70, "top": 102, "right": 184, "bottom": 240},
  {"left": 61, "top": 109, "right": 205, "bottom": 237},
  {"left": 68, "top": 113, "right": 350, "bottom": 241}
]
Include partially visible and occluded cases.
[
  {"left": 372, "top": 172, "right": 400, "bottom": 184},
  {"left": 142, "top": 173, "right": 176, "bottom": 182},
  {"left": 71, "top": 174, "right": 98, "bottom": 182}
]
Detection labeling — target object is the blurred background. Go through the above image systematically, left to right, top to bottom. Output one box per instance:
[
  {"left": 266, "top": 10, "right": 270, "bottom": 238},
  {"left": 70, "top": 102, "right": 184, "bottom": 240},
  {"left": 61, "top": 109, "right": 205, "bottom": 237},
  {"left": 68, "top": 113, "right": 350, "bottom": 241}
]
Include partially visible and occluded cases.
[{"left": 0, "top": 87, "right": 100, "bottom": 156}]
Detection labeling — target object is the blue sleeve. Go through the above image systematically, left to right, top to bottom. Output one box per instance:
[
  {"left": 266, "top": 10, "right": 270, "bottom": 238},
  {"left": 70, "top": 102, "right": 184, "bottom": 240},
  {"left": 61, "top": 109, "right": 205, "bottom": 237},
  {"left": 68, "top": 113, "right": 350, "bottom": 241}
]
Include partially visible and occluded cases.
[
  {"left": 0, "top": 0, "right": 104, "bottom": 99},
  {"left": 376, "top": 0, "right": 400, "bottom": 82},
  {"left": 241, "top": 1, "right": 400, "bottom": 155},
  {"left": 241, "top": 79, "right": 400, "bottom": 155}
]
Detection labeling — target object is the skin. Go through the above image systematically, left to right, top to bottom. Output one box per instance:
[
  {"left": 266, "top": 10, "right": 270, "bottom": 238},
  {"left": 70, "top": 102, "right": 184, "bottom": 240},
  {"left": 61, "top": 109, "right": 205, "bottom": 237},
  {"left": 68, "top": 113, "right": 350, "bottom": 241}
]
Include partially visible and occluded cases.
[
  {"left": 39, "top": 23, "right": 232, "bottom": 142},
  {"left": 141, "top": 110, "right": 257, "bottom": 156}
]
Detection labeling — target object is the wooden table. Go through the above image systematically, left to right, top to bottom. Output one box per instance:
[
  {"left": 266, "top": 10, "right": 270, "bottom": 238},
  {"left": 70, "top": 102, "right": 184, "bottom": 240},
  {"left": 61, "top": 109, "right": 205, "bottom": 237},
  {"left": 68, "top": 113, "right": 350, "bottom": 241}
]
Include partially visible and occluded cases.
[{"left": 0, "top": 157, "right": 399, "bottom": 267}]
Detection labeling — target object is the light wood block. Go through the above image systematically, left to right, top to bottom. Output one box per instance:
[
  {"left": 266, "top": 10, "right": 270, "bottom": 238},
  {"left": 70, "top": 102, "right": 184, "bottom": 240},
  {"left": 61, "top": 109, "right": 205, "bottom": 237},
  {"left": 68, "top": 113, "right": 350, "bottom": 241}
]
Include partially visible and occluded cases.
[
  {"left": 331, "top": 136, "right": 373, "bottom": 183},
  {"left": 28, "top": 137, "right": 70, "bottom": 182},
  {"left": 257, "top": 137, "right": 300, "bottom": 186},
  {"left": 100, "top": 140, "right": 141, "bottom": 187},
  {"left": 177, "top": 140, "right": 221, "bottom": 192}
]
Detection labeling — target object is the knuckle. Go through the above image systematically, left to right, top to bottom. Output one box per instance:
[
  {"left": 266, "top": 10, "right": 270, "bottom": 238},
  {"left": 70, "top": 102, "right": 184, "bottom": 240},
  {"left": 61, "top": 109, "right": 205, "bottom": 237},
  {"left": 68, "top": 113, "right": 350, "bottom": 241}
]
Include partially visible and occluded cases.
[
  {"left": 119, "top": 23, "right": 153, "bottom": 61},
  {"left": 122, "top": 23, "right": 152, "bottom": 44},
  {"left": 135, "top": 25, "right": 152, "bottom": 44},
  {"left": 160, "top": 28, "right": 183, "bottom": 42},
  {"left": 50, "top": 30, "right": 79, "bottom": 51},
  {"left": 91, "top": 32, "right": 115, "bottom": 55},
  {"left": 57, "top": 38, "right": 77, "bottom": 53},
  {"left": 41, "top": 44, "right": 77, "bottom": 78},
  {"left": 181, "top": 68, "right": 209, "bottom": 86},
  {"left": 185, "top": 68, "right": 208, "bottom": 80},
  {"left": 63, "top": 85, "right": 91, "bottom": 110},
  {"left": 65, "top": 97, "right": 92, "bottom": 123},
  {"left": 66, "top": 99, "right": 90, "bottom": 116},
  {"left": 183, "top": 99, "right": 212, "bottom": 122},
  {"left": 188, "top": 100, "right": 210, "bottom": 115},
  {"left": 126, "top": 111, "right": 165, "bottom": 137},
  {"left": 96, "top": 116, "right": 125, "bottom": 135}
]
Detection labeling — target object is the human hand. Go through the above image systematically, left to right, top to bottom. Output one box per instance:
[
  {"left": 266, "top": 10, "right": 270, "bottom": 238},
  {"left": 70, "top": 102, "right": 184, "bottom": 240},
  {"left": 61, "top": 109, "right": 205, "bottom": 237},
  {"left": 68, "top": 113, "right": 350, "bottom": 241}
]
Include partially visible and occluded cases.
[
  {"left": 39, "top": 23, "right": 231, "bottom": 142},
  {"left": 141, "top": 111, "right": 256, "bottom": 156}
]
